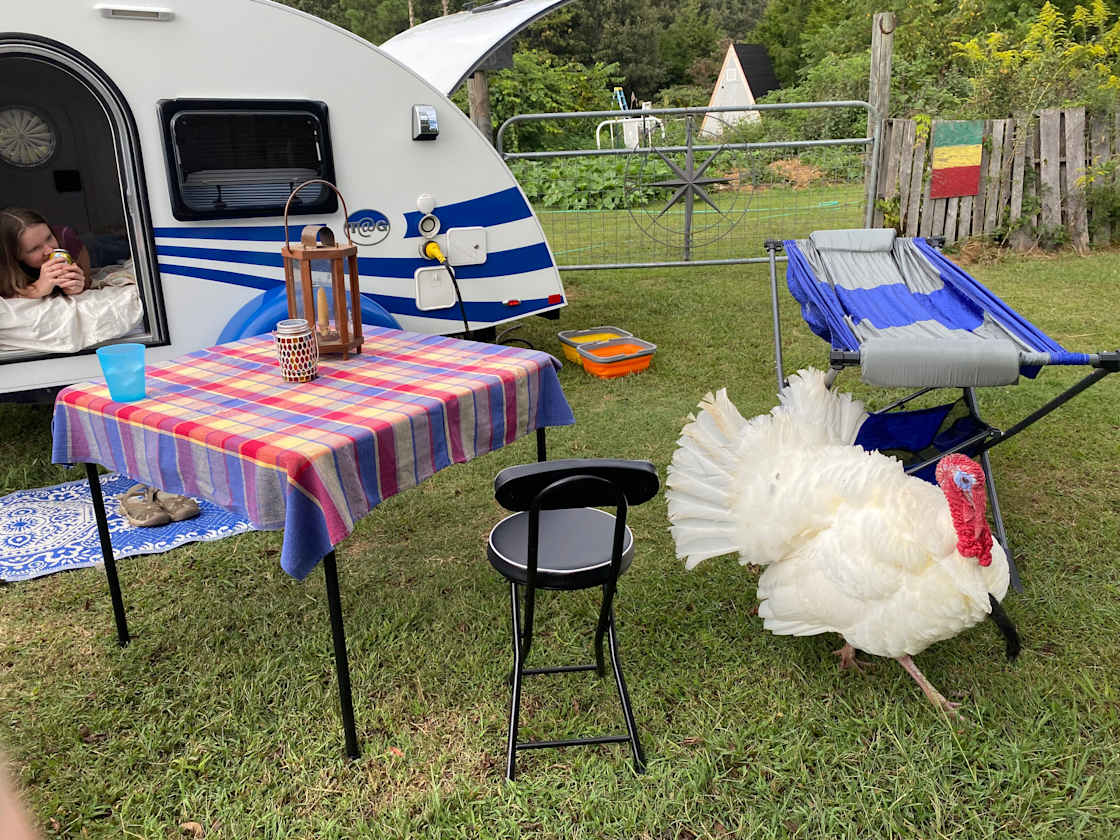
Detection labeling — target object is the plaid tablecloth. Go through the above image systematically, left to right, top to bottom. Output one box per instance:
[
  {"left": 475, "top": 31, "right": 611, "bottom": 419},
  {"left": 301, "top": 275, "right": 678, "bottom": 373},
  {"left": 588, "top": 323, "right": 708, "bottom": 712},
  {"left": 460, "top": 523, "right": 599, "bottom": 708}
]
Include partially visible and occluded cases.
[{"left": 52, "top": 328, "right": 574, "bottom": 579}]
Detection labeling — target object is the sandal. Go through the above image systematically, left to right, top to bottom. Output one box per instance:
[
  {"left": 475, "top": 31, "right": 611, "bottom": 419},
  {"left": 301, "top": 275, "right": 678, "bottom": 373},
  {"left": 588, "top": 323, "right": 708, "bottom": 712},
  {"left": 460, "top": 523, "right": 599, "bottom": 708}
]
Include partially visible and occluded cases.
[
  {"left": 119, "top": 485, "right": 171, "bottom": 528},
  {"left": 153, "top": 489, "right": 201, "bottom": 522}
]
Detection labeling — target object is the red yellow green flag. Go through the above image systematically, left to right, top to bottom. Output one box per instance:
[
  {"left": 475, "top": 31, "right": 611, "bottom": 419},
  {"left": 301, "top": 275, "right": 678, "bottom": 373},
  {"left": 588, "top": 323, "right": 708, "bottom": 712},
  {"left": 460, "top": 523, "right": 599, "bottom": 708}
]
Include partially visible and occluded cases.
[{"left": 929, "top": 120, "right": 983, "bottom": 199}]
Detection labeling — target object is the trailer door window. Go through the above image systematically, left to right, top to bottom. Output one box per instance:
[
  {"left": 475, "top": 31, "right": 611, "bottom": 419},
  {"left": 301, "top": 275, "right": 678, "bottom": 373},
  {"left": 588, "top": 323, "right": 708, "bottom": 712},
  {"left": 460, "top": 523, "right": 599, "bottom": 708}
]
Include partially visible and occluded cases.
[
  {"left": 0, "top": 45, "right": 166, "bottom": 372},
  {"left": 160, "top": 100, "right": 336, "bottom": 221}
]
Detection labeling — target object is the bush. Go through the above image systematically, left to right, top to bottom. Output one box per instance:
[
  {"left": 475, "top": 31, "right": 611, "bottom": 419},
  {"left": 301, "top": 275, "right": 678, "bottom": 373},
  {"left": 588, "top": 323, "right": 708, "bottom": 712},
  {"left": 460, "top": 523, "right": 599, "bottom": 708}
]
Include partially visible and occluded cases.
[
  {"left": 509, "top": 157, "right": 668, "bottom": 210},
  {"left": 1079, "top": 159, "right": 1120, "bottom": 242}
]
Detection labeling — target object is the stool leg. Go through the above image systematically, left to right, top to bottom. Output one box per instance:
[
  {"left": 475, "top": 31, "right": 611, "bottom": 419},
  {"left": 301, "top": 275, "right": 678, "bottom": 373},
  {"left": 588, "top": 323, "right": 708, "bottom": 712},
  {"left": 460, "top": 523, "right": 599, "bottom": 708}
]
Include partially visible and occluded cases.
[
  {"left": 506, "top": 581, "right": 525, "bottom": 781},
  {"left": 594, "top": 582, "right": 617, "bottom": 677},
  {"left": 606, "top": 607, "right": 645, "bottom": 773}
]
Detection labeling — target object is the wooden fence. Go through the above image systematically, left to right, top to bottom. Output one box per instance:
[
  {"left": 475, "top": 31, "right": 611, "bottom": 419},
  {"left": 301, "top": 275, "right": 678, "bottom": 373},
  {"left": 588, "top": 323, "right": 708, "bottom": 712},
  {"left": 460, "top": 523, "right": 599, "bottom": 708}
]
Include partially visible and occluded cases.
[{"left": 872, "top": 108, "right": 1120, "bottom": 251}]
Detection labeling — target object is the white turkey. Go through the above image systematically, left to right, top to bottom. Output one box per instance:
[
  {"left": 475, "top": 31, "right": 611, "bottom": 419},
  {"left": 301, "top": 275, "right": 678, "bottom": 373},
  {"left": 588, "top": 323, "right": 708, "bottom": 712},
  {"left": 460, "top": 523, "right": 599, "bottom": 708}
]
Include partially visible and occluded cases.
[{"left": 666, "top": 368, "right": 1019, "bottom": 715}]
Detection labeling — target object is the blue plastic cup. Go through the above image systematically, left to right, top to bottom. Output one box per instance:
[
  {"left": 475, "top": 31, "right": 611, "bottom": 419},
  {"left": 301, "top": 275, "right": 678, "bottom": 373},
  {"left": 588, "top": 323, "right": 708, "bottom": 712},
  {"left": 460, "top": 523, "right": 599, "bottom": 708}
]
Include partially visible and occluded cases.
[{"left": 96, "top": 343, "right": 147, "bottom": 402}]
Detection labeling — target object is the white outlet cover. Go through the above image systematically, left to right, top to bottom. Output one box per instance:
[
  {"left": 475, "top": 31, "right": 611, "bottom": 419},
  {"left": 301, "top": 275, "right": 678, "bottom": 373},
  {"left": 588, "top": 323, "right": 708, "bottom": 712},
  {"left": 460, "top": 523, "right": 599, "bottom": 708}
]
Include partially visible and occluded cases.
[
  {"left": 446, "top": 226, "right": 487, "bottom": 266},
  {"left": 414, "top": 266, "right": 456, "bottom": 311}
]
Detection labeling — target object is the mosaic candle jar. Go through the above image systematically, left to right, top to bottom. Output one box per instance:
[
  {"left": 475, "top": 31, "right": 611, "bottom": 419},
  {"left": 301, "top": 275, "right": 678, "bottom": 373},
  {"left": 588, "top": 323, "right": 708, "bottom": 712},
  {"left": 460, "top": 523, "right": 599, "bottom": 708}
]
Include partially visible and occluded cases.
[{"left": 275, "top": 318, "right": 318, "bottom": 383}]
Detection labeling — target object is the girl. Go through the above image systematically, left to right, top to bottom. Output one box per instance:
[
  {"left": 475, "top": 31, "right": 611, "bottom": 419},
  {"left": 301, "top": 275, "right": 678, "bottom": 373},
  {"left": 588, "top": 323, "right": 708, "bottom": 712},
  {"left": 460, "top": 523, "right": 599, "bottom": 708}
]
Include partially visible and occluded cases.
[{"left": 0, "top": 207, "right": 91, "bottom": 299}]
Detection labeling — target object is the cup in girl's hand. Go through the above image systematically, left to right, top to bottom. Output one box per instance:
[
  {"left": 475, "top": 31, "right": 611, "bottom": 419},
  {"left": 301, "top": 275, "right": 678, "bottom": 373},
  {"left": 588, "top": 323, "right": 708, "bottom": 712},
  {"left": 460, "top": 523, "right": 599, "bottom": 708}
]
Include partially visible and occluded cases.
[{"left": 96, "top": 343, "right": 147, "bottom": 401}]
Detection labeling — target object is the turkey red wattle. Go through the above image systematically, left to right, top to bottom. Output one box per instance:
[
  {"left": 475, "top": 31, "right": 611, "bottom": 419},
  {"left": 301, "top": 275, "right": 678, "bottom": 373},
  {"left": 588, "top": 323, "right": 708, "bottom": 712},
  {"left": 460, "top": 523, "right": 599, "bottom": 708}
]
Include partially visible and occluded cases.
[{"left": 935, "top": 455, "right": 993, "bottom": 566}]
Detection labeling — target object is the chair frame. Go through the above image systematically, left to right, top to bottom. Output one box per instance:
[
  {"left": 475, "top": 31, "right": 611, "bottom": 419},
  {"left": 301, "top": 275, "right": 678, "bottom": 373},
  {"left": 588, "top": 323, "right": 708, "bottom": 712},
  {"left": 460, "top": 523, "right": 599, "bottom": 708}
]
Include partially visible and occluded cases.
[{"left": 490, "top": 459, "right": 658, "bottom": 781}]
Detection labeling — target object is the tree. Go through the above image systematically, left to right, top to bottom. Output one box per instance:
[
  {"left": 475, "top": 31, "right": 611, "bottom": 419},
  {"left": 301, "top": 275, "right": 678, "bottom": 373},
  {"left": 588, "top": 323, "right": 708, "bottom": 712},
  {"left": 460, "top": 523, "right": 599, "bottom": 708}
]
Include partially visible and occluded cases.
[
  {"left": 658, "top": 0, "right": 722, "bottom": 87},
  {"left": 952, "top": 0, "right": 1120, "bottom": 115},
  {"left": 462, "top": 49, "right": 619, "bottom": 150}
]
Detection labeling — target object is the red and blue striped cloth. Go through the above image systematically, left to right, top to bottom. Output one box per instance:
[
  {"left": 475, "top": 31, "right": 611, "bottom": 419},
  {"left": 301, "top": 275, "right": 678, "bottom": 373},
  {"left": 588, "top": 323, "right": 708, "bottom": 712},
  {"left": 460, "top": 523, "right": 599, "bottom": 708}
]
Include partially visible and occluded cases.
[{"left": 52, "top": 327, "right": 574, "bottom": 579}]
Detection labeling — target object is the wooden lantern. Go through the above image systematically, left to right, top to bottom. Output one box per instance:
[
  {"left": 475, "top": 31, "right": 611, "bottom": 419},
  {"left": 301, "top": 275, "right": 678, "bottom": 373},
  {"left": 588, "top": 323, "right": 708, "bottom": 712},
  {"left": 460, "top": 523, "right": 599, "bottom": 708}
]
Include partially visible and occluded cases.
[{"left": 281, "top": 179, "right": 363, "bottom": 358}]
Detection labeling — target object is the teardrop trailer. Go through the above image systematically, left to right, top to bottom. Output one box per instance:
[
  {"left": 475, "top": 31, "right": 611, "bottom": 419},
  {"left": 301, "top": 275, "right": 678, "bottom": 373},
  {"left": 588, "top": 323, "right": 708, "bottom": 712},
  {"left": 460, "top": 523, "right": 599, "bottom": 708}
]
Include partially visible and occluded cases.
[{"left": 1, "top": 0, "right": 566, "bottom": 397}]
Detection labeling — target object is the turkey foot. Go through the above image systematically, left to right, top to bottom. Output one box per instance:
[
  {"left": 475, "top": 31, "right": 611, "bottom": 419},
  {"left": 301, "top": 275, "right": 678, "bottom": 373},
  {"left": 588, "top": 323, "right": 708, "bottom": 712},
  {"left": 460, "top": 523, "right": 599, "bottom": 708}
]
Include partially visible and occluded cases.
[
  {"left": 833, "top": 644, "right": 870, "bottom": 672},
  {"left": 896, "top": 655, "right": 961, "bottom": 717}
]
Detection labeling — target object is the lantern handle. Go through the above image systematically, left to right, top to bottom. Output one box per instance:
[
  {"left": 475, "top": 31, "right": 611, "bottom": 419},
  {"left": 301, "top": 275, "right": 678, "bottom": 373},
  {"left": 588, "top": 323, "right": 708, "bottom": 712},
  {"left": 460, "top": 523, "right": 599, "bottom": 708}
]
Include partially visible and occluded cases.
[{"left": 282, "top": 179, "right": 354, "bottom": 249}]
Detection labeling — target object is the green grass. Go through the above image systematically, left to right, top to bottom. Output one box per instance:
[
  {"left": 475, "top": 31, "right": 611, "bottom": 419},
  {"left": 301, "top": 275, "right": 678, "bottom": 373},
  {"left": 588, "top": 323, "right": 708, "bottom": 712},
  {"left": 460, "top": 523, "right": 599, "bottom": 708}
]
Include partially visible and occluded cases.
[{"left": 1, "top": 248, "right": 1119, "bottom": 839}]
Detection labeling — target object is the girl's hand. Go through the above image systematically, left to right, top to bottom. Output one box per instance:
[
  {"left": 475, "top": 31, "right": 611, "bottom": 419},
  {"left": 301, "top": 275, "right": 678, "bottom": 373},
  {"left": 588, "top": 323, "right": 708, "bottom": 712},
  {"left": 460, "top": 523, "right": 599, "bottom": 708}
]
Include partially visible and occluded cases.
[
  {"left": 39, "top": 256, "right": 86, "bottom": 295},
  {"left": 17, "top": 275, "right": 57, "bottom": 299}
]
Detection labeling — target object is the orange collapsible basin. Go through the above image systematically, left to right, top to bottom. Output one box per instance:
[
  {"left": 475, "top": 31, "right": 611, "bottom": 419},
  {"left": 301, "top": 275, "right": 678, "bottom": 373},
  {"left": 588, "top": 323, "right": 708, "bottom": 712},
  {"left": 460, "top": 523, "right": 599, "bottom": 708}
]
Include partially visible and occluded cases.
[
  {"left": 557, "top": 326, "right": 632, "bottom": 365},
  {"left": 577, "top": 337, "right": 657, "bottom": 379}
]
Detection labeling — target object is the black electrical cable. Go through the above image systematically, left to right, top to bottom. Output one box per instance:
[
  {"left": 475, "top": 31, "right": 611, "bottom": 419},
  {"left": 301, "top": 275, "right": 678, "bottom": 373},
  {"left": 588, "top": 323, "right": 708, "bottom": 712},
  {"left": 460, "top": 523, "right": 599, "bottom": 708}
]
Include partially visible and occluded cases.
[
  {"left": 422, "top": 240, "right": 473, "bottom": 340},
  {"left": 443, "top": 261, "right": 473, "bottom": 340}
]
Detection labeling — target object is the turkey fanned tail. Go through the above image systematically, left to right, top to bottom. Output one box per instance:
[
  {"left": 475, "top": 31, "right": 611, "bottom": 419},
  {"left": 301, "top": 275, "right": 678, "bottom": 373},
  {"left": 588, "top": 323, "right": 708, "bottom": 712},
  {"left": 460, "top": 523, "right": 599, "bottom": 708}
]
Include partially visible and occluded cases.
[{"left": 667, "top": 369, "right": 868, "bottom": 570}]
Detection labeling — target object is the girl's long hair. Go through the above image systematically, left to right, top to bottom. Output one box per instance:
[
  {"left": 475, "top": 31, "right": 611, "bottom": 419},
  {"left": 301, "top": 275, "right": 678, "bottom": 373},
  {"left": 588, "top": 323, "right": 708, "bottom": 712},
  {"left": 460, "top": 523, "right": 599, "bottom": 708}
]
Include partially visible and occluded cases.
[{"left": 0, "top": 207, "right": 49, "bottom": 298}]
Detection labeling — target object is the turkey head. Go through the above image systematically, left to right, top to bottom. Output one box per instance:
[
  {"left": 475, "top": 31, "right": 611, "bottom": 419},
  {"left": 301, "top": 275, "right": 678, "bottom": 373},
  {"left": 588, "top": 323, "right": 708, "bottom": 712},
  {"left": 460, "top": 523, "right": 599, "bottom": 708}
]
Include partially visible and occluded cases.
[{"left": 935, "top": 454, "right": 992, "bottom": 567}]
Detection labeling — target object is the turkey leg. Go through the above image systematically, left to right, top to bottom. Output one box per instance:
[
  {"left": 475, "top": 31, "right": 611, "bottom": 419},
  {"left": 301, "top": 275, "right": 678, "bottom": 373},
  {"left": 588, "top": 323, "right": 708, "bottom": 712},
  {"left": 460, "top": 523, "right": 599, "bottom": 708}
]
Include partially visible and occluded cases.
[
  {"left": 833, "top": 643, "right": 870, "bottom": 672},
  {"left": 896, "top": 655, "right": 961, "bottom": 717}
]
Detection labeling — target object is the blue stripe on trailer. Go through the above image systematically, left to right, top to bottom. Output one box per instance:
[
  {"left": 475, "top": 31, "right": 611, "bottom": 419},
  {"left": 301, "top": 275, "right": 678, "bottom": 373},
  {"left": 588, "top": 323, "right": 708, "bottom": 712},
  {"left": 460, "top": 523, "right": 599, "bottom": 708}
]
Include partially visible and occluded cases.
[
  {"left": 153, "top": 186, "right": 535, "bottom": 242},
  {"left": 402, "top": 186, "right": 533, "bottom": 238},
  {"left": 154, "top": 225, "right": 288, "bottom": 241},
  {"left": 156, "top": 242, "right": 553, "bottom": 279},
  {"left": 356, "top": 242, "right": 553, "bottom": 278},
  {"left": 158, "top": 245, "right": 283, "bottom": 267},
  {"left": 159, "top": 260, "right": 560, "bottom": 321},
  {"left": 159, "top": 261, "right": 279, "bottom": 290},
  {"left": 372, "top": 294, "right": 561, "bottom": 322}
]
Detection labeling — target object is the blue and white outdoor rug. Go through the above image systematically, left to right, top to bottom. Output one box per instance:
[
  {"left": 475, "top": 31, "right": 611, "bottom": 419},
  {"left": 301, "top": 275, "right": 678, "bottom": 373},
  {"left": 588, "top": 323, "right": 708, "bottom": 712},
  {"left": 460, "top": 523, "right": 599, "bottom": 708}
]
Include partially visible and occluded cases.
[{"left": 0, "top": 473, "right": 256, "bottom": 582}]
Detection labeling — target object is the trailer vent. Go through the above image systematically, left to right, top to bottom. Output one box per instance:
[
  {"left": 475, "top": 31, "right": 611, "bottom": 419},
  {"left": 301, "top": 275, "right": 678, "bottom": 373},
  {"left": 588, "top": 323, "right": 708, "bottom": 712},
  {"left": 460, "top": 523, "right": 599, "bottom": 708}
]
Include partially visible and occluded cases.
[{"left": 95, "top": 5, "right": 175, "bottom": 21}]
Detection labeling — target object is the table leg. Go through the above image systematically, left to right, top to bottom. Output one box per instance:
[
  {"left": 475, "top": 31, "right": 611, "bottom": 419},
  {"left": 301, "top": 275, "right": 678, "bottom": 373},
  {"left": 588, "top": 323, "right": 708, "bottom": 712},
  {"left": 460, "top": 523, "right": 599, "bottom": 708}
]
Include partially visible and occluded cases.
[
  {"left": 536, "top": 428, "right": 547, "bottom": 462},
  {"left": 85, "top": 463, "right": 130, "bottom": 646},
  {"left": 322, "top": 550, "right": 360, "bottom": 759}
]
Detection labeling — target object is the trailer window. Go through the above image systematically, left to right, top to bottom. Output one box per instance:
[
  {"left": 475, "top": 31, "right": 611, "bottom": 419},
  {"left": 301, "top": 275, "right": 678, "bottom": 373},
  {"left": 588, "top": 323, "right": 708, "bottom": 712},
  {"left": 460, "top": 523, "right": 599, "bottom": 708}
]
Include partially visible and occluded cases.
[{"left": 160, "top": 100, "right": 337, "bottom": 221}]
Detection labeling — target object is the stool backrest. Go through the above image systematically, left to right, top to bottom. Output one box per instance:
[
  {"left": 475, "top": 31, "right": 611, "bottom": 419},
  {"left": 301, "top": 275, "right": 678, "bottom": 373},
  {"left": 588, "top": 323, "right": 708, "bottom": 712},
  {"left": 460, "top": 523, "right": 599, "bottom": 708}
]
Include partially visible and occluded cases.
[{"left": 494, "top": 458, "right": 660, "bottom": 512}]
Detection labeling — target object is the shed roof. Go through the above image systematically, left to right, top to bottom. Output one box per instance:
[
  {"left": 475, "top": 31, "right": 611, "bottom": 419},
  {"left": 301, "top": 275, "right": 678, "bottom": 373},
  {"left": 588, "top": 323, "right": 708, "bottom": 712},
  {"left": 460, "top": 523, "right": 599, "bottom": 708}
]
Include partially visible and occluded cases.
[{"left": 731, "top": 43, "right": 780, "bottom": 99}]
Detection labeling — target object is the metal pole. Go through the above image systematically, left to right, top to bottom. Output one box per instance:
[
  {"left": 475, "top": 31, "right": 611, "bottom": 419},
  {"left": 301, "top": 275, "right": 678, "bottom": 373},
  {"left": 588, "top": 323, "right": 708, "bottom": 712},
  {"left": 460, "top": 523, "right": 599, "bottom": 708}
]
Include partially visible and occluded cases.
[
  {"left": 496, "top": 100, "right": 878, "bottom": 156},
  {"left": 682, "top": 117, "right": 695, "bottom": 261},
  {"left": 765, "top": 240, "right": 786, "bottom": 390},
  {"left": 978, "top": 367, "right": 1112, "bottom": 449},
  {"left": 962, "top": 389, "right": 1022, "bottom": 593},
  {"left": 85, "top": 463, "right": 129, "bottom": 645},
  {"left": 322, "top": 550, "right": 359, "bottom": 759}
]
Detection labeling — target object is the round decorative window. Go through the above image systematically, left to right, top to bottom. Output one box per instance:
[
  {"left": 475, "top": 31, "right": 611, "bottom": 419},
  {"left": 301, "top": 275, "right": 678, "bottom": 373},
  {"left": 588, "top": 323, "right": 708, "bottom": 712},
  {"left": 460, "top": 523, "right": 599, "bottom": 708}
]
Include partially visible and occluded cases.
[{"left": 0, "top": 106, "right": 58, "bottom": 168}]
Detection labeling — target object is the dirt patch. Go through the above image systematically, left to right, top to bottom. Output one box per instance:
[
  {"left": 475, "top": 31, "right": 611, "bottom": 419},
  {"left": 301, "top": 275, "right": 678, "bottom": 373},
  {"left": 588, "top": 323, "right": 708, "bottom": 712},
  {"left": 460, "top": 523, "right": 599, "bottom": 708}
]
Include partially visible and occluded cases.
[{"left": 767, "top": 158, "right": 824, "bottom": 188}]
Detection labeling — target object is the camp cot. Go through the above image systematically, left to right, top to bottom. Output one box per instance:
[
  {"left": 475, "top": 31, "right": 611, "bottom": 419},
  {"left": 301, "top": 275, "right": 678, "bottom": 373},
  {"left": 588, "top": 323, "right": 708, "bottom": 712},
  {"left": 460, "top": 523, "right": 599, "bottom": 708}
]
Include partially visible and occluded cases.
[{"left": 767, "top": 228, "right": 1118, "bottom": 590}]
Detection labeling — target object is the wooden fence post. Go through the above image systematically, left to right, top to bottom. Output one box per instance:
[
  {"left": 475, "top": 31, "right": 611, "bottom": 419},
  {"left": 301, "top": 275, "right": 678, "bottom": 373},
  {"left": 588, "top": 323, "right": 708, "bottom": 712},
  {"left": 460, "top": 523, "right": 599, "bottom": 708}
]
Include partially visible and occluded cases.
[
  {"left": 866, "top": 11, "right": 895, "bottom": 200},
  {"left": 468, "top": 70, "right": 494, "bottom": 144},
  {"left": 1065, "top": 106, "right": 1089, "bottom": 253},
  {"left": 1038, "top": 109, "right": 1063, "bottom": 234},
  {"left": 1089, "top": 112, "right": 1112, "bottom": 244},
  {"left": 1008, "top": 115, "right": 1031, "bottom": 251},
  {"left": 971, "top": 120, "right": 991, "bottom": 236},
  {"left": 983, "top": 120, "right": 1006, "bottom": 235},
  {"left": 904, "top": 123, "right": 925, "bottom": 237}
]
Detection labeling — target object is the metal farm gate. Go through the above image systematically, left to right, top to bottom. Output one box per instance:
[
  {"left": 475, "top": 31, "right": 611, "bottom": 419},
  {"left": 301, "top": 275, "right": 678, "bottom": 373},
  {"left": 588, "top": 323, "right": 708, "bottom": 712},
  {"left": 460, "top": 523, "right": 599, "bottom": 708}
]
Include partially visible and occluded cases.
[{"left": 497, "top": 102, "right": 881, "bottom": 270}]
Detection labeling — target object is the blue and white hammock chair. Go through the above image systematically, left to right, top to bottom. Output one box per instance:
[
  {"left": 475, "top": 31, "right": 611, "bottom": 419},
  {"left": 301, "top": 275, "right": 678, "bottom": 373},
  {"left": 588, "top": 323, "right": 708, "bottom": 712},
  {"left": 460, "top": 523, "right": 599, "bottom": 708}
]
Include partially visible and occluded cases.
[{"left": 767, "top": 229, "right": 1118, "bottom": 591}]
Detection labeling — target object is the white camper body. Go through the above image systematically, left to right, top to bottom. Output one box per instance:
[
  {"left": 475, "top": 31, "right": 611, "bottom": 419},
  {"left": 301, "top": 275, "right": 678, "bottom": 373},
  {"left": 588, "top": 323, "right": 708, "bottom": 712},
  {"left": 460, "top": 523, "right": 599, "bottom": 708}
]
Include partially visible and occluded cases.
[{"left": 1, "top": 0, "right": 565, "bottom": 395}]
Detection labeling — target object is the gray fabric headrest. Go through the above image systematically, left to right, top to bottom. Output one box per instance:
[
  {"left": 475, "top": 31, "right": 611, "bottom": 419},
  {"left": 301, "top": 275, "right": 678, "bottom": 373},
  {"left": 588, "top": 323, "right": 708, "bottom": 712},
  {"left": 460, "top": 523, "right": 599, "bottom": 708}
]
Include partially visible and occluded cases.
[
  {"left": 810, "top": 228, "right": 897, "bottom": 252},
  {"left": 860, "top": 338, "right": 1023, "bottom": 387}
]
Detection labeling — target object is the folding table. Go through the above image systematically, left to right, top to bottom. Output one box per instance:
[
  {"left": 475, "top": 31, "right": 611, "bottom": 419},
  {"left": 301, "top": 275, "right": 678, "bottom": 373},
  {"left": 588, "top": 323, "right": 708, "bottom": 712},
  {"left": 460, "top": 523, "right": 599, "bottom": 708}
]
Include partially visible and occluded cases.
[{"left": 51, "top": 327, "right": 575, "bottom": 758}]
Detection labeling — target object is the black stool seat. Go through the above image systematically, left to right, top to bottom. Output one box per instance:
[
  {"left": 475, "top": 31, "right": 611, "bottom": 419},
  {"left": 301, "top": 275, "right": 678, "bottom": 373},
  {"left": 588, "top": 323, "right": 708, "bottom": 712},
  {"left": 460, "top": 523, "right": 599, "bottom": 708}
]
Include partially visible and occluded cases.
[{"left": 488, "top": 508, "right": 634, "bottom": 589}]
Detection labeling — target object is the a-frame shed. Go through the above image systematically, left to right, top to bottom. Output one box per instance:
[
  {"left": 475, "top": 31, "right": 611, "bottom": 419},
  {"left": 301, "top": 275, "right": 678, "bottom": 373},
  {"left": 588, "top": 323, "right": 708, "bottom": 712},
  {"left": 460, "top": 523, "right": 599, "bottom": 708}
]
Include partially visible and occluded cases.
[{"left": 700, "top": 43, "right": 780, "bottom": 137}]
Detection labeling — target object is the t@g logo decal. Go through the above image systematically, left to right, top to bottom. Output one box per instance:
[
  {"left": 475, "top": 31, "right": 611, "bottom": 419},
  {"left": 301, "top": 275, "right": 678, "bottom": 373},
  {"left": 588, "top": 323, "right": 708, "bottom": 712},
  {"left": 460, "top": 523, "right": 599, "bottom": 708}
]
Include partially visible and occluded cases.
[{"left": 347, "top": 209, "right": 391, "bottom": 246}]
